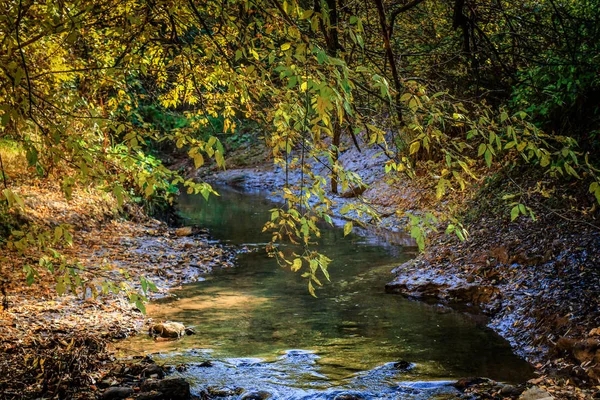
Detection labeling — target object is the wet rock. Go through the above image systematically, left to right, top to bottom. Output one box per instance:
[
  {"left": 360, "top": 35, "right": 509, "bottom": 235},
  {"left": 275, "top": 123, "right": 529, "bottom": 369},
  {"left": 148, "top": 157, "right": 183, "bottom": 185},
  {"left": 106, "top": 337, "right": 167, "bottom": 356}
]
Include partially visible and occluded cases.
[
  {"left": 175, "top": 227, "right": 193, "bottom": 237},
  {"left": 385, "top": 266, "right": 499, "bottom": 310},
  {"left": 149, "top": 322, "right": 188, "bottom": 338},
  {"left": 184, "top": 327, "right": 196, "bottom": 335},
  {"left": 197, "top": 360, "right": 213, "bottom": 367},
  {"left": 392, "top": 360, "right": 411, "bottom": 370},
  {"left": 141, "top": 364, "right": 165, "bottom": 379},
  {"left": 140, "top": 377, "right": 190, "bottom": 400},
  {"left": 453, "top": 377, "right": 491, "bottom": 390},
  {"left": 500, "top": 384, "right": 524, "bottom": 397},
  {"left": 102, "top": 386, "right": 134, "bottom": 400},
  {"left": 205, "top": 386, "right": 244, "bottom": 397},
  {"left": 519, "top": 386, "right": 554, "bottom": 400},
  {"left": 240, "top": 391, "right": 271, "bottom": 400},
  {"left": 333, "top": 394, "right": 365, "bottom": 400}
]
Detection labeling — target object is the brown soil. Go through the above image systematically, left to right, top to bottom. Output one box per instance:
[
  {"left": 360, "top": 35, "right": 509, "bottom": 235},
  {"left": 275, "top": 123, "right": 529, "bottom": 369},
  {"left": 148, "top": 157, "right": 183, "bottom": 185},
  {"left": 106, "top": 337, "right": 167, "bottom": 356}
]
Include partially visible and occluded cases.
[{"left": 0, "top": 180, "right": 235, "bottom": 399}]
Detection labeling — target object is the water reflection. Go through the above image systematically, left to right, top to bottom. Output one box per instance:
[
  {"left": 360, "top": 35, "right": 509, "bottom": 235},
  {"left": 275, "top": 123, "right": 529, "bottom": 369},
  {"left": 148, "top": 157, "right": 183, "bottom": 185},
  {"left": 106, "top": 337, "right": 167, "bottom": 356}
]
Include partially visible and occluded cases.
[{"left": 117, "top": 187, "right": 532, "bottom": 398}]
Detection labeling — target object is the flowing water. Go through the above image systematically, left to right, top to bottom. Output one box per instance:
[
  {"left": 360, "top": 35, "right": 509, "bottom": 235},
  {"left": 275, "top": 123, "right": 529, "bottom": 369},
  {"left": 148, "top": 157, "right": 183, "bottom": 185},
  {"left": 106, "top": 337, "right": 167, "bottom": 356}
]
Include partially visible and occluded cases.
[{"left": 118, "top": 188, "right": 532, "bottom": 399}]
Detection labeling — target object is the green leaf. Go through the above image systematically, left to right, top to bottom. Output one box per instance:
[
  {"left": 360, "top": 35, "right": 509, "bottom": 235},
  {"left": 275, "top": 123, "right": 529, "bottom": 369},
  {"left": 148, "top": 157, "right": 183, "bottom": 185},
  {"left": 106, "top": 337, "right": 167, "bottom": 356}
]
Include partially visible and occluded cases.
[
  {"left": 477, "top": 143, "right": 486, "bottom": 157},
  {"left": 484, "top": 149, "right": 492, "bottom": 167},
  {"left": 510, "top": 205, "right": 520, "bottom": 221},
  {"left": 141, "top": 276, "right": 148, "bottom": 294},
  {"left": 56, "top": 281, "right": 66, "bottom": 296},
  {"left": 135, "top": 300, "right": 146, "bottom": 314}
]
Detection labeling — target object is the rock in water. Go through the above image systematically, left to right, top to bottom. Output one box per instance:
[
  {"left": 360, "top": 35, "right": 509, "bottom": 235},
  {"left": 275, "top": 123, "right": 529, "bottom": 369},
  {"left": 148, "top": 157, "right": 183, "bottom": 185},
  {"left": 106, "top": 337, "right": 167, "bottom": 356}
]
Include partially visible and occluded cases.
[
  {"left": 149, "top": 322, "right": 189, "bottom": 338},
  {"left": 184, "top": 326, "right": 196, "bottom": 335},
  {"left": 392, "top": 360, "right": 411, "bottom": 370},
  {"left": 141, "top": 363, "right": 165, "bottom": 378},
  {"left": 141, "top": 377, "right": 191, "bottom": 400},
  {"left": 453, "top": 377, "right": 491, "bottom": 390},
  {"left": 241, "top": 391, "right": 272, "bottom": 400}
]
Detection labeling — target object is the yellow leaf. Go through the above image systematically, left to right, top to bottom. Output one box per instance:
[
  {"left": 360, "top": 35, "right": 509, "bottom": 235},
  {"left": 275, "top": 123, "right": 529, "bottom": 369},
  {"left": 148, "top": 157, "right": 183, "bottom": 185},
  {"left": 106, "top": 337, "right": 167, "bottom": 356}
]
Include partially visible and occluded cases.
[
  {"left": 410, "top": 141, "right": 420, "bottom": 154},
  {"left": 344, "top": 221, "right": 353, "bottom": 236},
  {"left": 291, "top": 258, "right": 302, "bottom": 272}
]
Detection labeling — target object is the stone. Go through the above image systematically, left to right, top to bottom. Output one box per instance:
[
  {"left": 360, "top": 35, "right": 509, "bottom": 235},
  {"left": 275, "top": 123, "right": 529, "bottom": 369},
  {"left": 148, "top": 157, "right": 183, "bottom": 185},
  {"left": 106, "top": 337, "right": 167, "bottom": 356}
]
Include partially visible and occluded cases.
[
  {"left": 175, "top": 227, "right": 193, "bottom": 237},
  {"left": 385, "top": 270, "right": 499, "bottom": 309},
  {"left": 149, "top": 322, "right": 187, "bottom": 338},
  {"left": 184, "top": 327, "right": 196, "bottom": 335},
  {"left": 392, "top": 360, "right": 411, "bottom": 370},
  {"left": 197, "top": 361, "right": 213, "bottom": 367},
  {"left": 141, "top": 364, "right": 165, "bottom": 379},
  {"left": 140, "top": 377, "right": 191, "bottom": 400},
  {"left": 453, "top": 377, "right": 491, "bottom": 390},
  {"left": 499, "top": 384, "right": 523, "bottom": 397},
  {"left": 519, "top": 386, "right": 554, "bottom": 400},
  {"left": 102, "top": 387, "right": 134, "bottom": 400},
  {"left": 206, "top": 387, "right": 244, "bottom": 397},
  {"left": 240, "top": 391, "right": 272, "bottom": 400},
  {"left": 333, "top": 394, "right": 365, "bottom": 400}
]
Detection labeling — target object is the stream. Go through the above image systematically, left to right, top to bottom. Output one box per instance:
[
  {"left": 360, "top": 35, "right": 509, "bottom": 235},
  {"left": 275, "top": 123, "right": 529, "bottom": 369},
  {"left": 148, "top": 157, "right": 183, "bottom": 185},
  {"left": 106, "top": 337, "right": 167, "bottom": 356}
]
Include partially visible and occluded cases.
[{"left": 118, "top": 187, "right": 533, "bottom": 399}]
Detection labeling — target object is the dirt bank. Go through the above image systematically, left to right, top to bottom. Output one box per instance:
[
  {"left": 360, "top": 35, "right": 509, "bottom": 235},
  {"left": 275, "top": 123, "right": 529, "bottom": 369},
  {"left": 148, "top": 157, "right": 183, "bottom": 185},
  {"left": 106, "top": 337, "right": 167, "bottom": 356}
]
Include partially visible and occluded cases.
[{"left": 0, "top": 181, "right": 236, "bottom": 399}]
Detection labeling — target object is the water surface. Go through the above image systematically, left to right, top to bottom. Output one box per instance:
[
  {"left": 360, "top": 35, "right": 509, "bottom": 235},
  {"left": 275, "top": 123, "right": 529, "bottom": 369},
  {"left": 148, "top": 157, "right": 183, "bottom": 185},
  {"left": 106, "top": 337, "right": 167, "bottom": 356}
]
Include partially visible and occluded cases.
[{"left": 119, "top": 188, "right": 532, "bottom": 398}]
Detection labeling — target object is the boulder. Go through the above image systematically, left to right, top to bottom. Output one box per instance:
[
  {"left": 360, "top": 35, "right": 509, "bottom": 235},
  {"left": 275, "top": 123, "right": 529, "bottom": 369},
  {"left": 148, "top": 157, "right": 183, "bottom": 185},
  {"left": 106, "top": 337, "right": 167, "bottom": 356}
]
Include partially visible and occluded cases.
[
  {"left": 385, "top": 266, "right": 499, "bottom": 311},
  {"left": 149, "top": 322, "right": 194, "bottom": 339},
  {"left": 392, "top": 361, "right": 411, "bottom": 370},
  {"left": 141, "top": 364, "right": 165, "bottom": 379},
  {"left": 140, "top": 377, "right": 191, "bottom": 400},
  {"left": 453, "top": 377, "right": 492, "bottom": 390},
  {"left": 499, "top": 384, "right": 524, "bottom": 397},
  {"left": 519, "top": 386, "right": 554, "bottom": 400},
  {"left": 102, "top": 387, "right": 134, "bottom": 400},
  {"left": 240, "top": 391, "right": 271, "bottom": 400},
  {"left": 333, "top": 394, "right": 365, "bottom": 400}
]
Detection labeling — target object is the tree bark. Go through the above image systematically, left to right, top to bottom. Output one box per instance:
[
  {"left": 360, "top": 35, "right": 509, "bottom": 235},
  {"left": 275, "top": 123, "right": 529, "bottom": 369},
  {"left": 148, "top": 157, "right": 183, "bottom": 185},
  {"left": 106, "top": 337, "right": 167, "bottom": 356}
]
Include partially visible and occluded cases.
[{"left": 373, "top": 0, "right": 403, "bottom": 124}]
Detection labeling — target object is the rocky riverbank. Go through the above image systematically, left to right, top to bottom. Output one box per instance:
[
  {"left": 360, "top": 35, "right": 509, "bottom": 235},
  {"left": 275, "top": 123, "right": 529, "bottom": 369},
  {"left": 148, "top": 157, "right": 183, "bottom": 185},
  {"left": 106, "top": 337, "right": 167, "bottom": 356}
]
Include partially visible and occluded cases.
[
  {"left": 195, "top": 141, "right": 600, "bottom": 399},
  {"left": 0, "top": 181, "right": 237, "bottom": 399}
]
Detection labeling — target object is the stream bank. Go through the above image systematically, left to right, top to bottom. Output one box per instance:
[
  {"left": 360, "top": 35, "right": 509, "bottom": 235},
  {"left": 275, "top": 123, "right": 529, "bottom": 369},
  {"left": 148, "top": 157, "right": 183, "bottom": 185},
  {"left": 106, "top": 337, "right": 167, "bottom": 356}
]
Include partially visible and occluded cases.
[
  {"left": 193, "top": 142, "right": 600, "bottom": 399},
  {"left": 0, "top": 181, "right": 236, "bottom": 399}
]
